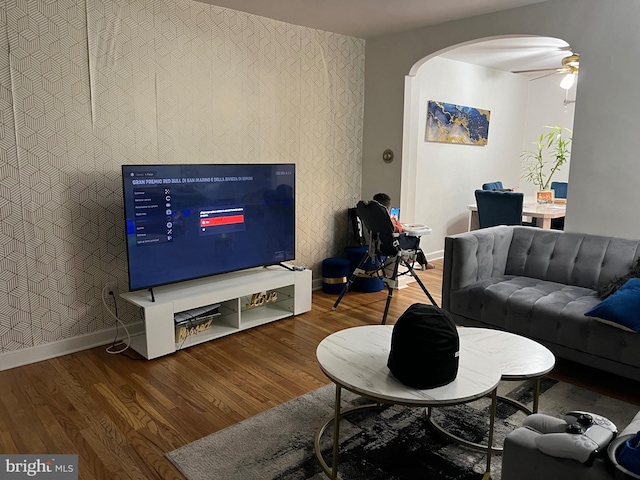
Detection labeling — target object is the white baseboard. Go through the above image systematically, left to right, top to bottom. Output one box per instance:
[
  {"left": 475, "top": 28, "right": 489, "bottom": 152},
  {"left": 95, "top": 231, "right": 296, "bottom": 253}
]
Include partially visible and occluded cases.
[
  {"left": 427, "top": 250, "right": 444, "bottom": 262},
  {"left": 0, "top": 322, "right": 145, "bottom": 372}
]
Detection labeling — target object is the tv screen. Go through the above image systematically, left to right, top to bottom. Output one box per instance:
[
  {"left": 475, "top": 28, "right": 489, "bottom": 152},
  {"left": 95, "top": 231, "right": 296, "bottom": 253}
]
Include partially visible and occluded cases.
[{"left": 121, "top": 163, "right": 295, "bottom": 291}]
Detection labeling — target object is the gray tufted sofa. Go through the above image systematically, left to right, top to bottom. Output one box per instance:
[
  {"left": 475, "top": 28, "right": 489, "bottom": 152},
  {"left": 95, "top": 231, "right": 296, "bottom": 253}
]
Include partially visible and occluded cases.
[{"left": 442, "top": 225, "right": 640, "bottom": 381}]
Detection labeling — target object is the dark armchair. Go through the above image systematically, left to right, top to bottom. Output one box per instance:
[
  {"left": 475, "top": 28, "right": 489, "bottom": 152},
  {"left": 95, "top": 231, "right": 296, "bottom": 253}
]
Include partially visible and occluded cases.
[{"left": 474, "top": 189, "right": 525, "bottom": 229}]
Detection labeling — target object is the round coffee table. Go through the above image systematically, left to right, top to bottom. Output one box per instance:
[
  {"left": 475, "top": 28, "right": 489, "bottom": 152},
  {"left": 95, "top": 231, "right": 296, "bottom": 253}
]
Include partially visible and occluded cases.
[
  {"left": 314, "top": 325, "right": 501, "bottom": 480},
  {"left": 428, "top": 327, "right": 556, "bottom": 453},
  {"left": 457, "top": 327, "right": 556, "bottom": 414}
]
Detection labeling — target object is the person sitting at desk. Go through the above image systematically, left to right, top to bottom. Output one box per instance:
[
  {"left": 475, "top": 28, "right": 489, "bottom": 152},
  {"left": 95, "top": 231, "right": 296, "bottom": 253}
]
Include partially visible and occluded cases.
[{"left": 373, "top": 193, "right": 435, "bottom": 270}]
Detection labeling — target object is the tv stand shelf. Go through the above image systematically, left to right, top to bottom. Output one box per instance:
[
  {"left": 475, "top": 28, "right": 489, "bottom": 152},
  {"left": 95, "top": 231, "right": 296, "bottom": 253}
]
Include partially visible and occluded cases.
[{"left": 120, "top": 267, "right": 312, "bottom": 359}]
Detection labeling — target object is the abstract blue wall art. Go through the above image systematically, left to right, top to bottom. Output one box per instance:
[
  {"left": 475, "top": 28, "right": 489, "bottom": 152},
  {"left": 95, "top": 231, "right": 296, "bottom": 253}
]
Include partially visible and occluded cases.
[{"left": 426, "top": 100, "right": 490, "bottom": 145}]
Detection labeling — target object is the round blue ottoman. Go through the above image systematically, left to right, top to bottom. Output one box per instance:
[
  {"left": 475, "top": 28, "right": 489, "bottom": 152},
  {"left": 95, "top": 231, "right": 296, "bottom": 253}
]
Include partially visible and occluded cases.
[
  {"left": 344, "top": 246, "right": 384, "bottom": 293},
  {"left": 322, "top": 257, "right": 350, "bottom": 294}
]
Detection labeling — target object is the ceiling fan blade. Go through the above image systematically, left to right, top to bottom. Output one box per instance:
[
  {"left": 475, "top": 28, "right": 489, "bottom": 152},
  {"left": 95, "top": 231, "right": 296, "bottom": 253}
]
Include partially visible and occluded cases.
[
  {"left": 512, "top": 67, "right": 561, "bottom": 74},
  {"left": 531, "top": 71, "right": 562, "bottom": 80}
]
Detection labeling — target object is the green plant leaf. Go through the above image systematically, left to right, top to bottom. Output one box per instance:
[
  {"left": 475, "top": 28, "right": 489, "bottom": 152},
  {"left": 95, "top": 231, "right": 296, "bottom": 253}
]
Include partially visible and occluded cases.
[{"left": 521, "top": 126, "right": 572, "bottom": 190}]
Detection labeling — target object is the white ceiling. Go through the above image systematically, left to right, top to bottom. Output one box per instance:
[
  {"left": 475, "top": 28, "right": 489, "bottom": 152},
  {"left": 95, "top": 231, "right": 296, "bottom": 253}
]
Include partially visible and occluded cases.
[
  {"left": 197, "top": 0, "right": 574, "bottom": 76},
  {"left": 197, "top": 0, "right": 551, "bottom": 40},
  {"left": 440, "top": 36, "right": 572, "bottom": 76}
]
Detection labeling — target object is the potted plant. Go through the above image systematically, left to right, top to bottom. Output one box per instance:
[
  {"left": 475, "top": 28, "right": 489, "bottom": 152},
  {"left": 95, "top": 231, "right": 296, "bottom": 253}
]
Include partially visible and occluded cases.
[{"left": 521, "top": 125, "right": 572, "bottom": 203}]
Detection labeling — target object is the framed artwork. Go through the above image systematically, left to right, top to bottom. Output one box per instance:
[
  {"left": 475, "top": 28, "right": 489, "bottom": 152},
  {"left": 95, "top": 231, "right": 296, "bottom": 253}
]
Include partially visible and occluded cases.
[{"left": 426, "top": 100, "right": 490, "bottom": 145}]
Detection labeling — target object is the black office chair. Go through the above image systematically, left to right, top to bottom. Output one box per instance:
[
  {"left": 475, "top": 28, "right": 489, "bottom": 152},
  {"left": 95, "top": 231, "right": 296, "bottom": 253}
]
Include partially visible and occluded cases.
[
  {"left": 474, "top": 189, "right": 525, "bottom": 228},
  {"left": 332, "top": 200, "right": 438, "bottom": 325}
]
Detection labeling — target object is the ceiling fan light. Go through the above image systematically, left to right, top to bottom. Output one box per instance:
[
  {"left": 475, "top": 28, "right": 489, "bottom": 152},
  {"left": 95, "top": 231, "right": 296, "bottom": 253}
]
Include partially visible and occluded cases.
[{"left": 560, "top": 73, "right": 576, "bottom": 90}]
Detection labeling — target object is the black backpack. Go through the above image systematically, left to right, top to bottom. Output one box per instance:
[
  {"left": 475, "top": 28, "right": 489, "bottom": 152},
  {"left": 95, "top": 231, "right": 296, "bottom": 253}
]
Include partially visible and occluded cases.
[{"left": 387, "top": 303, "right": 460, "bottom": 389}]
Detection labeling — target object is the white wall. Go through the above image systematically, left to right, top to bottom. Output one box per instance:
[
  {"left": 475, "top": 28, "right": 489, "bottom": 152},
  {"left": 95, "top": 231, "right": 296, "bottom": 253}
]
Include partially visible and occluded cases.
[
  {"left": 363, "top": 0, "right": 640, "bottom": 240},
  {"left": 407, "top": 57, "right": 529, "bottom": 257}
]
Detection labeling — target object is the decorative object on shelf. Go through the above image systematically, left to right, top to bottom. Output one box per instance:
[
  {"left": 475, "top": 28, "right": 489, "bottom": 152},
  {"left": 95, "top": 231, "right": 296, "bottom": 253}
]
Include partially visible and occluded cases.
[
  {"left": 426, "top": 100, "right": 490, "bottom": 146},
  {"left": 521, "top": 125, "right": 572, "bottom": 192},
  {"left": 245, "top": 291, "right": 278, "bottom": 309},
  {"left": 174, "top": 305, "right": 221, "bottom": 343},
  {"left": 175, "top": 318, "right": 215, "bottom": 343}
]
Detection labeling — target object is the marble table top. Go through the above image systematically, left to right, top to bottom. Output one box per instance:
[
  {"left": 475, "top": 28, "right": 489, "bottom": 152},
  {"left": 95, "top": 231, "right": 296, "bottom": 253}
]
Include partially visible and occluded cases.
[
  {"left": 316, "top": 325, "right": 501, "bottom": 406},
  {"left": 457, "top": 327, "right": 555, "bottom": 380}
]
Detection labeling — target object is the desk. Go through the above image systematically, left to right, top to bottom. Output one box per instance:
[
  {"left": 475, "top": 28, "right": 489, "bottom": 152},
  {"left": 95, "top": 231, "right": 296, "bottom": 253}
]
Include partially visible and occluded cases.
[{"left": 467, "top": 202, "right": 566, "bottom": 230}]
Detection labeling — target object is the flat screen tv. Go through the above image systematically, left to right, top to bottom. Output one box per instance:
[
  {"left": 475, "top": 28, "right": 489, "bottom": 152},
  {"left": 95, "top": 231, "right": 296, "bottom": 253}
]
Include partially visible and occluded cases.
[{"left": 121, "top": 163, "right": 295, "bottom": 291}]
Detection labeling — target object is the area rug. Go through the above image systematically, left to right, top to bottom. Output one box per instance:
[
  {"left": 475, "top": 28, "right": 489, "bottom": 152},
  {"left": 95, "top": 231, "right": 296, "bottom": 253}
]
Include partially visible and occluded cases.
[{"left": 167, "top": 379, "right": 638, "bottom": 480}]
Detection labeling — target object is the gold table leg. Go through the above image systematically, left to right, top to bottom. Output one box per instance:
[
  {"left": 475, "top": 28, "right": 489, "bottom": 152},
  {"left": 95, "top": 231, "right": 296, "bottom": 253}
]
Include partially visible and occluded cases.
[
  {"left": 532, "top": 377, "right": 541, "bottom": 413},
  {"left": 331, "top": 384, "right": 341, "bottom": 479},
  {"left": 314, "top": 385, "right": 382, "bottom": 479},
  {"left": 484, "top": 387, "right": 497, "bottom": 479}
]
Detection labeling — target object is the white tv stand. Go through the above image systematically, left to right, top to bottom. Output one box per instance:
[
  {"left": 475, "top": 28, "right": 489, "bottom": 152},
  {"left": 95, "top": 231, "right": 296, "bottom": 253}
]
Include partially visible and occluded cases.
[{"left": 120, "top": 267, "right": 312, "bottom": 360}]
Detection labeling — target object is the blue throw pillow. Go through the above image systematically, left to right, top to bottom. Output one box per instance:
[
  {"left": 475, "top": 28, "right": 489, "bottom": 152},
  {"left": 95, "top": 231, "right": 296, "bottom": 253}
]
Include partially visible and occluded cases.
[{"left": 585, "top": 278, "right": 640, "bottom": 332}]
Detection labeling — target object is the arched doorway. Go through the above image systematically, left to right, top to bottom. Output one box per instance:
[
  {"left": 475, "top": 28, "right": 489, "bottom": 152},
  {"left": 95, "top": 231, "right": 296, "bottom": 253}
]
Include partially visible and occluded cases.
[{"left": 400, "top": 35, "right": 577, "bottom": 260}]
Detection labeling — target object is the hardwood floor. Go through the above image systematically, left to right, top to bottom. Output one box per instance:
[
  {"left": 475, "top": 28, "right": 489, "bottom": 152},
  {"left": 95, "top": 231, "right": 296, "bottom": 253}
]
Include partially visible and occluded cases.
[{"left": 1, "top": 259, "right": 638, "bottom": 479}]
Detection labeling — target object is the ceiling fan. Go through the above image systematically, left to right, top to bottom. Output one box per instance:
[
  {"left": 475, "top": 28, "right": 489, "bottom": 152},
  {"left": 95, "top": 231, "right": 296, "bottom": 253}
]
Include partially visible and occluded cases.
[{"left": 513, "top": 52, "right": 580, "bottom": 88}]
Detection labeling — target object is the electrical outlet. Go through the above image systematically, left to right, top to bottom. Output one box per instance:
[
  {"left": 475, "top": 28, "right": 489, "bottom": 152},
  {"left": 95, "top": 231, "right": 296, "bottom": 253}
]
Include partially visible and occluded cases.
[{"left": 104, "top": 282, "right": 117, "bottom": 295}]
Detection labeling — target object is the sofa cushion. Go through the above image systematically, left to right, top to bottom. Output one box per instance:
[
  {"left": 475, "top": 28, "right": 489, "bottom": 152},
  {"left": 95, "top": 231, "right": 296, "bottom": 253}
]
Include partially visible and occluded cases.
[
  {"left": 450, "top": 276, "right": 601, "bottom": 349},
  {"left": 585, "top": 278, "right": 640, "bottom": 332}
]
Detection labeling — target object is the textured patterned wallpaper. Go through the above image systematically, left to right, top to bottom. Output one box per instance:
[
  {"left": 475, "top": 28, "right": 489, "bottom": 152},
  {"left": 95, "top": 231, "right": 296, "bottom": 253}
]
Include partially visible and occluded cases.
[{"left": 0, "top": 0, "right": 364, "bottom": 353}]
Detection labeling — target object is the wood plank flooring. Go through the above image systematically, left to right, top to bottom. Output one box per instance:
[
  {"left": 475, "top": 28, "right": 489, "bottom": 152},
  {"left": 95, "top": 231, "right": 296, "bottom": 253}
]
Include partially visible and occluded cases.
[{"left": 1, "top": 259, "right": 638, "bottom": 479}]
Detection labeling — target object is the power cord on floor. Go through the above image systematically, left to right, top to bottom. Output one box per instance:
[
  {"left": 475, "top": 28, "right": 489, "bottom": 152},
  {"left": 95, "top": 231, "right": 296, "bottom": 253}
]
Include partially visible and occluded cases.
[{"left": 102, "top": 284, "right": 131, "bottom": 355}]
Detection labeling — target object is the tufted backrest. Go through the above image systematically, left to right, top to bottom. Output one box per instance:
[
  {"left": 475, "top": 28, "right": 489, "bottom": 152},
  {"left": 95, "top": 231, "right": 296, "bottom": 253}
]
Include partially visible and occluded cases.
[
  {"left": 481, "top": 181, "right": 504, "bottom": 191},
  {"left": 505, "top": 227, "right": 640, "bottom": 290}
]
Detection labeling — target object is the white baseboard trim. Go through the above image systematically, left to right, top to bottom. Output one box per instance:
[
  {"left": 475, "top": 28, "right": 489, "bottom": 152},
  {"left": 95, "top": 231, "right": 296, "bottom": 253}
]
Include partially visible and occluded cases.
[
  {"left": 426, "top": 250, "right": 444, "bottom": 262},
  {"left": 0, "top": 322, "right": 145, "bottom": 372}
]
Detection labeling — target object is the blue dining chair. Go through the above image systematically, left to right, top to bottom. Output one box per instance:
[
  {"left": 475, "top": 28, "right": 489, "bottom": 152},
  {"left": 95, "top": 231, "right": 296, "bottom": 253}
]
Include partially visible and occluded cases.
[
  {"left": 482, "top": 181, "right": 504, "bottom": 191},
  {"left": 550, "top": 181, "right": 568, "bottom": 199},
  {"left": 550, "top": 181, "right": 568, "bottom": 229},
  {"left": 474, "top": 189, "right": 525, "bottom": 229}
]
